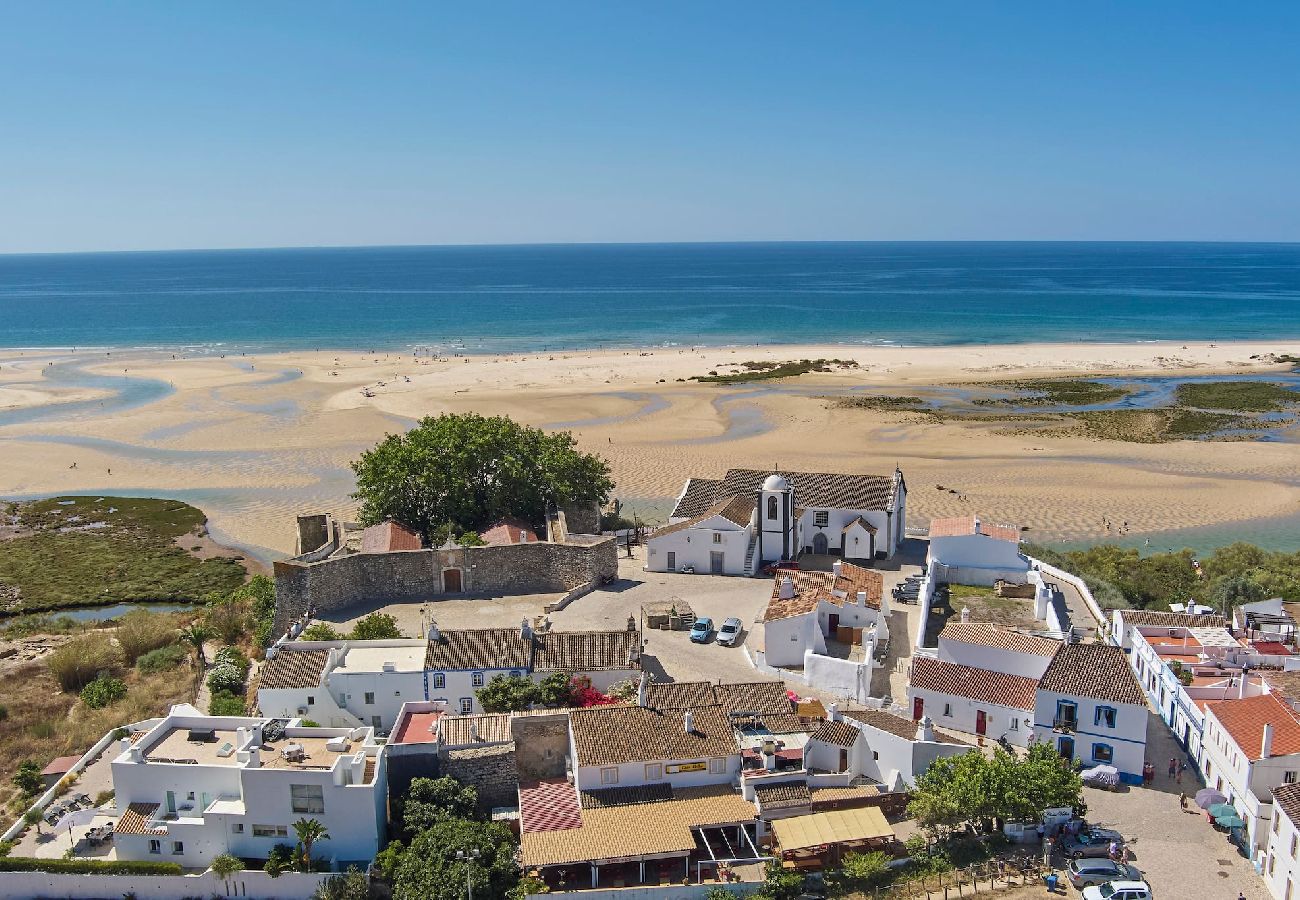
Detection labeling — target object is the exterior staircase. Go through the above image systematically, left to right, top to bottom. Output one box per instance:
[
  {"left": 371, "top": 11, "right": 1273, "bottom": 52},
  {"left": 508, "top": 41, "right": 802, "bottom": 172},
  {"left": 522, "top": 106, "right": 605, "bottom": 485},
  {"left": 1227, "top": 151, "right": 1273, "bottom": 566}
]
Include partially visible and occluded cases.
[{"left": 744, "top": 534, "right": 759, "bottom": 576}]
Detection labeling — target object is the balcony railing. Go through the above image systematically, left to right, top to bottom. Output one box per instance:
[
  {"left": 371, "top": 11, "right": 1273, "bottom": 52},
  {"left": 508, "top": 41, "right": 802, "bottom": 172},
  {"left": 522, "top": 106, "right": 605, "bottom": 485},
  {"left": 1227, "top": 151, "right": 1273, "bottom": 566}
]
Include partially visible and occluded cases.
[{"left": 1052, "top": 717, "right": 1077, "bottom": 733}]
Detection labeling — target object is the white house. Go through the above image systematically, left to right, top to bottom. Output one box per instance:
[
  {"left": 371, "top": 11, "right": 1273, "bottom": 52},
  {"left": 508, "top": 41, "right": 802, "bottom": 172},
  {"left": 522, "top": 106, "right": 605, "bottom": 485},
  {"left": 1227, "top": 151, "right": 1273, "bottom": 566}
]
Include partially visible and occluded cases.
[
  {"left": 648, "top": 467, "right": 908, "bottom": 575},
  {"left": 926, "top": 515, "right": 1029, "bottom": 586},
  {"left": 760, "top": 561, "right": 887, "bottom": 669},
  {"left": 1032, "top": 642, "right": 1149, "bottom": 783},
  {"left": 908, "top": 654, "right": 1040, "bottom": 745},
  {"left": 1201, "top": 692, "right": 1300, "bottom": 854},
  {"left": 110, "top": 705, "right": 386, "bottom": 870},
  {"left": 842, "top": 710, "right": 972, "bottom": 790},
  {"left": 1263, "top": 782, "right": 1300, "bottom": 900}
]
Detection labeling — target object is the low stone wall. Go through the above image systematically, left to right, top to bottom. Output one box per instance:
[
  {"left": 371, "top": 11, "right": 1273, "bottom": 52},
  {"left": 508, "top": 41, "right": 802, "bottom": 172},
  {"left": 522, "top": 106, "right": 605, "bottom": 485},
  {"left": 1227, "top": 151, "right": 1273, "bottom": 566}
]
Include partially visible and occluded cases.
[{"left": 273, "top": 538, "right": 617, "bottom": 633}]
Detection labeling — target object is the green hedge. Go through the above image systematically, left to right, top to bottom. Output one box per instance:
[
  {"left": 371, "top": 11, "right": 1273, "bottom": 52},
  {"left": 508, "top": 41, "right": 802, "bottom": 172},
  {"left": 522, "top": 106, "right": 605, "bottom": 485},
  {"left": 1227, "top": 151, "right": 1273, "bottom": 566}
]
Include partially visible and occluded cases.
[{"left": 0, "top": 856, "right": 184, "bottom": 875}]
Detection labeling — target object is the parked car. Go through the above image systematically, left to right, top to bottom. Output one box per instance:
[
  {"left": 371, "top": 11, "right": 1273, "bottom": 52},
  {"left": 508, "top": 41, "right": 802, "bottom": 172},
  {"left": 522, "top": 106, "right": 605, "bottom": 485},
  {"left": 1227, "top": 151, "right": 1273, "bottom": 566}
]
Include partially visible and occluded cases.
[
  {"left": 689, "top": 617, "right": 714, "bottom": 643},
  {"left": 717, "top": 617, "right": 743, "bottom": 647},
  {"left": 1061, "top": 827, "right": 1125, "bottom": 858},
  {"left": 1067, "top": 858, "right": 1139, "bottom": 889},
  {"left": 1081, "top": 880, "right": 1152, "bottom": 900}
]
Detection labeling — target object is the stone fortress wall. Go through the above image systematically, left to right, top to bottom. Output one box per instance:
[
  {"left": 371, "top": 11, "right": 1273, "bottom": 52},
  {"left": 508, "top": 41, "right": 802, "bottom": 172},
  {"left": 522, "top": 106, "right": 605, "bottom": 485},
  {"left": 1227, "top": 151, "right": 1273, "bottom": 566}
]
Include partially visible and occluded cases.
[{"left": 272, "top": 512, "right": 617, "bottom": 633}]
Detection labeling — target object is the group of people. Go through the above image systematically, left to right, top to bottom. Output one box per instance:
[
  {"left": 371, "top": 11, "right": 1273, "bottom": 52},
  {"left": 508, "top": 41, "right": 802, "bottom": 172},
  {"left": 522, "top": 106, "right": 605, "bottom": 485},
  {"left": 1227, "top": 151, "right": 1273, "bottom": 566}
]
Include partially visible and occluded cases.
[{"left": 1142, "top": 756, "right": 1188, "bottom": 787}]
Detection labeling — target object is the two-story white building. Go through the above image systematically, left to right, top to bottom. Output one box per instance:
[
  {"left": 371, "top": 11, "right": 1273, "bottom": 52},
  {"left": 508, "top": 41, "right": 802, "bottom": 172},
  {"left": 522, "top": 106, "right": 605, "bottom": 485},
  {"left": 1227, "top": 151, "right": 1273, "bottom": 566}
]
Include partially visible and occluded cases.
[
  {"left": 647, "top": 468, "right": 907, "bottom": 575},
  {"left": 926, "top": 515, "right": 1030, "bottom": 587},
  {"left": 1032, "top": 643, "right": 1149, "bottom": 783},
  {"left": 110, "top": 705, "right": 386, "bottom": 870},
  {"left": 1263, "top": 782, "right": 1300, "bottom": 900}
]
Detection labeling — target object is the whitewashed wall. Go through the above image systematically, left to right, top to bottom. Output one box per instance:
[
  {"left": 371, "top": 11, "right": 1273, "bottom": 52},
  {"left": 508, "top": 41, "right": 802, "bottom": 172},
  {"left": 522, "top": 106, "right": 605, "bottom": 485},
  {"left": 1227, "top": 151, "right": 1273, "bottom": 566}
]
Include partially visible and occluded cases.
[{"left": 0, "top": 868, "right": 332, "bottom": 900}]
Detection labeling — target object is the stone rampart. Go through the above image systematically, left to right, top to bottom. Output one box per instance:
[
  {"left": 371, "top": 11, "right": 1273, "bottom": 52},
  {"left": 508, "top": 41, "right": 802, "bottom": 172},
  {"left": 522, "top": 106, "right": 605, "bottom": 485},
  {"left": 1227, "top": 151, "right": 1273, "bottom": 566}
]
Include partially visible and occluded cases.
[{"left": 272, "top": 537, "right": 617, "bottom": 633}]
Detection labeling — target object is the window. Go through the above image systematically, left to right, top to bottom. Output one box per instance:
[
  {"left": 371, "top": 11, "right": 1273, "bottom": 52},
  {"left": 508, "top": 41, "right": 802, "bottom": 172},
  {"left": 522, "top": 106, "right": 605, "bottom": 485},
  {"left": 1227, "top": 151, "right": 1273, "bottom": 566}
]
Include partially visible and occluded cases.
[
  {"left": 767, "top": 496, "right": 778, "bottom": 520},
  {"left": 814, "top": 511, "right": 829, "bottom": 528},
  {"left": 713, "top": 532, "right": 723, "bottom": 544},
  {"left": 666, "top": 552, "right": 676, "bottom": 570},
  {"left": 510, "top": 670, "right": 522, "bottom": 677},
  {"left": 472, "top": 672, "right": 485, "bottom": 688},
  {"left": 432, "top": 673, "right": 446, "bottom": 689},
  {"left": 364, "top": 692, "right": 375, "bottom": 705},
  {"left": 307, "top": 696, "right": 315, "bottom": 706},
  {"left": 460, "top": 698, "right": 473, "bottom": 714},
  {"left": 1055, "top": 700, "right": 1077, "bottom": 726},
  {"left": 943, "top": 703, "right": 952, "bottom": 717},
  {"left": 1095, "top": 706, "right": 1117, "bottom": 729},
  {"left": 372, "top": 716, "right": 382, "bottom": 729},
  {"left": 1009, "top": 719, "right": 1019, "bottom": 731},
  {"left": 1092, "top": 743, "right": 1114, "bottom": 764},
  {"left": 872, "top": 751, "right": 879, "bottom": 760},
  {"left": 709, "top": 758, "right": 726, "bottom": 774},
  {"left": 645, "top": 763, "right": 663, "bottom": 781},
  {"left": 600, "top": 767, "right": 619, "bottom": 785},
  {"left": 1287, "top": 771, "right": 1298, "bottom": 785},
  {"left": 291, "top": 784, "right": 325, "bottom": 814},
  {"left": 1277, "top": 816, "right": 1284, "bottom": 834},
  {"left": 231, "top": 823, "right": 244, "bottom": 834},
  {"left": 253, "top": 825, "right": 289, "bottom": 838},
  {"left": 1291, "top": 833, "right": 1297, "bottom": 858},
  {"left": 149, "top": 840, "right": 161, "bottom": 854},
  {"left": 172, "top": 841, "right": 185, "bottom": 855},
  {"left": 1272, "top": 854, "right": 1278, "bottom": 875}
]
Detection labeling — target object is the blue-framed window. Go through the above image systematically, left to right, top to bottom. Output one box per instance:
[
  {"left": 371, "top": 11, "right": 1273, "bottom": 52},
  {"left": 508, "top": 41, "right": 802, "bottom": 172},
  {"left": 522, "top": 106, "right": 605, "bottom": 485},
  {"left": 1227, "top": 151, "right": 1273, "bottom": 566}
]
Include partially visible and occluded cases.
[
  {"left": 431, "top": 672, "right": 446, "bottom": 689},
  {"left": 1055, "top": 700, "right": 1077, "bottom": 726},
  {"left": 1095, "top": 706, "right": 1117, "bottom": 729},
  {"left": 1092, "top": 743, "right": 1114, "bottom": 764}
]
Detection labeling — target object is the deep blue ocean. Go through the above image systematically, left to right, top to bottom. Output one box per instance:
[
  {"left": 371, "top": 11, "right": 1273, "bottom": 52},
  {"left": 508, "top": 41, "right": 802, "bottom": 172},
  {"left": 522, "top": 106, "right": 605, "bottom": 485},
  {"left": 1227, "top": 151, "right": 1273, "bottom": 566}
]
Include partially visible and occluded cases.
[{"left": 2, "top": 242, "right": 1299, "bottom": 351}]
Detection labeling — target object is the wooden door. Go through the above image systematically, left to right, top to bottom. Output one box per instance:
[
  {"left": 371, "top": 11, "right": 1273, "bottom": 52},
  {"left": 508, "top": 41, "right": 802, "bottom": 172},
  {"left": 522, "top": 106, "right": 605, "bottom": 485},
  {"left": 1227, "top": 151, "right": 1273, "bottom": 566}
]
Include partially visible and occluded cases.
[
  {"left": 443, "top": 568, "right": 462, "bottom": 593},
  {"left": 912, "top": 697, "right": 924, "bottom": 721},
  {"left": 976, "top": 710, "right": 987, "bottom": 735}
]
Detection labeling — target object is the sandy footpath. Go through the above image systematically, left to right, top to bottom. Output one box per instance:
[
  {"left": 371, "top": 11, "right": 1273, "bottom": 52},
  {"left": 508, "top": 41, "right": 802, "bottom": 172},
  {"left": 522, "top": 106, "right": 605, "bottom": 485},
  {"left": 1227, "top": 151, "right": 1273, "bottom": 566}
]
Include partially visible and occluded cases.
[{"left": 1, "top": 340, "right": 1298, "bottom": 557}]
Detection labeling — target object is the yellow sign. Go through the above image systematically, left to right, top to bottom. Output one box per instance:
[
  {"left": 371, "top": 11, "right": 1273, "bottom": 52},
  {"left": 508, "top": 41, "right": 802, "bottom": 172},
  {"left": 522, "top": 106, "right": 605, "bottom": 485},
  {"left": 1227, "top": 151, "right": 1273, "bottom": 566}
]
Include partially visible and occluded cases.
[{"left": 666, "top": 762, "right": 707, "bottom": 774}]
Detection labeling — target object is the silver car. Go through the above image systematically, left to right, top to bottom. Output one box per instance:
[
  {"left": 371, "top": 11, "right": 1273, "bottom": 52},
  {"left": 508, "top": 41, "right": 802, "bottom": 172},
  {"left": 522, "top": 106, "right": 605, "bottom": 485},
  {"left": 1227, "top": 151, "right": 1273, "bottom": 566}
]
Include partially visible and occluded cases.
[
  {"left": 717, "top": 617, "right": 744, "bottom": 647},
  {"left": 1067, "top": 858, "right": 1138, "bottom": 888}
]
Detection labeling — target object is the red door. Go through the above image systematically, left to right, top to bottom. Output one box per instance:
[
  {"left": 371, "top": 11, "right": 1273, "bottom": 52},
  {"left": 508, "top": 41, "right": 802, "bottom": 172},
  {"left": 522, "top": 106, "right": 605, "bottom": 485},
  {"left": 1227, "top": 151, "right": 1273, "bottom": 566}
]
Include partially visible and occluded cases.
[
  {"left": 912, "top": 697, "right": 924, "bottom": 721},
  {"left": 976, "top": 710, "right": 988, "bottom": 735}
]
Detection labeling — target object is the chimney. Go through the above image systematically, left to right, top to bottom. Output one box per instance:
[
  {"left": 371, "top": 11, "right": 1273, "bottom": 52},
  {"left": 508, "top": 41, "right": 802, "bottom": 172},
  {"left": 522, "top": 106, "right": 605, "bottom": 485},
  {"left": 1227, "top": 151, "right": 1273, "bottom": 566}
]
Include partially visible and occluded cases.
[
  {"left": 973, "top": 517, "right": 981, "bottom": 536},
  {"left": 832, "top": 560, "right": 843, "bottom": 577},
  {"left": 779, "top": 576, "right": 795, "bottom": 600},
  {"left": 878, "top": 589, "right": 890, "bottom": 615},
  {"left": 961, "top": 606, "right": 971, "bottom": 624},
  {"left": 627, "top": 615, "right": 637, "bottom": 632},
  {"left": 520, "top": 617, "right": 533, "bottom": 641},
  {"left": 427, "top": 620, "right": 442, "bottom": 641},
  {"left": 637, "top": 672, "right": 649, "bottom": 707},
  {"left": 828, "top": 702, "right": 840, "bottom": 722},
  {"left": 683, "top": 710, "right": 695, "bottom": 734},
  {"left": 916, "top": 715, "right": 936, "bottom": 743},
  {"left": 1262, "top": 723, "right": 1275, "bottom": 759},
  {"left": 118, "top": 737, "right": 132, "bottom": 754},
  {"left": 246, "top": 748, "right": 261, "bottom": 769}
]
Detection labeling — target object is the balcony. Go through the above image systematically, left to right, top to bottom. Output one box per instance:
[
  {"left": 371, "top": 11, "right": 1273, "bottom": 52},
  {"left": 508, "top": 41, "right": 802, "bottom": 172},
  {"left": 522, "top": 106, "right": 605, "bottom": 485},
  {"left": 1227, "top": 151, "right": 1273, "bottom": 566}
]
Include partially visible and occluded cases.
[{"left": 1052, "top": 717, "right": 1077, "bottom": 733}]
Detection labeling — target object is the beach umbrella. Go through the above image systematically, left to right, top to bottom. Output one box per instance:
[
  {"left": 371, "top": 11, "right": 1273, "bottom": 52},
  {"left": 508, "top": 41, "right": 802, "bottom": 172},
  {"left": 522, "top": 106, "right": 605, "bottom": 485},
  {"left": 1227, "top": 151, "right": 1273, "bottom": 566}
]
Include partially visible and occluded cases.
[
  {"left": 1195, "top": 788, "right": 1227, "bottom": 809},
  {"left": 1207, "top": 803, "right": 1237, "bottom": 818},
  {"left": 49, "top": 808, "right": 99, "bottom": 847},
  {"left": 1216, "top": 813, "right": 1246, "bottom": 829}
]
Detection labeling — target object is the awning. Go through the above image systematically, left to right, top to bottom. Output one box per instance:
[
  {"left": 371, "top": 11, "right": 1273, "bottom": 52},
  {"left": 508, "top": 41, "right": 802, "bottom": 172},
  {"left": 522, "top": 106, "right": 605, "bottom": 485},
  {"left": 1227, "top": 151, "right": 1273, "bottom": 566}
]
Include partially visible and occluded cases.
[
  {"left": 771, "top": 806, "right": 894, "bottom": 852},
  {"left": 1216, "top": 813, "right": 1246, "bottom": 829}
]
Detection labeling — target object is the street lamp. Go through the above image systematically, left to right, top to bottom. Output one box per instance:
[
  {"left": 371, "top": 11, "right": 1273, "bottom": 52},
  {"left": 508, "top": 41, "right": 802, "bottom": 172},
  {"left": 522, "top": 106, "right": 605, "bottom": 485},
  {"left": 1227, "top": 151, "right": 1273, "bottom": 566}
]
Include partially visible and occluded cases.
[{"left": 456, "top": 848, "right": 481, "bottom": 900}]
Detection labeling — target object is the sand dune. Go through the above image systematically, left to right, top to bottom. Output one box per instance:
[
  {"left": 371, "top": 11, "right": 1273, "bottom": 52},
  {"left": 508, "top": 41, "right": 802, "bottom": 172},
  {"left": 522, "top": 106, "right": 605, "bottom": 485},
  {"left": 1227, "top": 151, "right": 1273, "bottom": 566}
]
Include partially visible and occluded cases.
[{"left": 1, "top": 340, "right": 1298, "bottom": 558}]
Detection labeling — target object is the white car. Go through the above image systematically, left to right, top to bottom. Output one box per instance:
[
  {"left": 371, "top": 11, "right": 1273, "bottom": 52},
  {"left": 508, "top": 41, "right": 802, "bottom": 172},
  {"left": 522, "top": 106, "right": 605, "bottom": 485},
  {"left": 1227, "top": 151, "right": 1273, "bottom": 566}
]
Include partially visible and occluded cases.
[
  {"left": 717, "top": 617, "right": 743, "bottom": 647},
  {"left": 1082, "top": 880, "right": 1153, "bottom": 900}
]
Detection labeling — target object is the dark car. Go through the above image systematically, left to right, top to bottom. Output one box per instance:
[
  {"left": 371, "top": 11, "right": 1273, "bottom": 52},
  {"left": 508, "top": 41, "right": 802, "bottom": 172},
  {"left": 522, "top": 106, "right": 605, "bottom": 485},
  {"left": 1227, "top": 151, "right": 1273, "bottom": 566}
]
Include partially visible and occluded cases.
[{"left": 1061, "top": 827, "right": 1125, "bottom": 859}]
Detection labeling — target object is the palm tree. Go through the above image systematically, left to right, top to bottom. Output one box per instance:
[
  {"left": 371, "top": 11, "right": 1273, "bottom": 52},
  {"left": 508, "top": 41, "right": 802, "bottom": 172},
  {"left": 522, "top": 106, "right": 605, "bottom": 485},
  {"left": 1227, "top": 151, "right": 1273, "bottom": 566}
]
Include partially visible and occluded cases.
[
  {"left": 178, "top": 623, "right": 212, "bottom": 667},
  {"left": 23, "top": 808, "right": 43, "bottom": 836},
  {"left": 292, "top": 817, "right": 330, "bottom": 871}
]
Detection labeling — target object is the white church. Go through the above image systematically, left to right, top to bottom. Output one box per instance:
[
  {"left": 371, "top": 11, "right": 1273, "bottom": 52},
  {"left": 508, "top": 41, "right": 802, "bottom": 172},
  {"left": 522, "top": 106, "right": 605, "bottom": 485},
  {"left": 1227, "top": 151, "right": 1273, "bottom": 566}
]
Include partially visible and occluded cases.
[{"left": 645, "top": 467, "right": 907, "bottom": 576}]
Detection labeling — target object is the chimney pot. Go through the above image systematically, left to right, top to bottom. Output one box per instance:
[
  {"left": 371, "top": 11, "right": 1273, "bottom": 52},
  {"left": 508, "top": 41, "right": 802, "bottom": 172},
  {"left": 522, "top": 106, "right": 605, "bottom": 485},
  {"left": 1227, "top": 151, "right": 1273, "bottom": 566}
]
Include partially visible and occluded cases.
[
  {"left": 832, "top": 560, "right": 843, "bottom": 576},
  {"left": 779, "top": 576, "right": 795, "bottom": 600},
  {"left": 961, "top": 606, "right": 971, "bottom": 624},
  {"left": 683, "top": 710, "right": 695, "bottom": 734},
  {"left": 916, "top": 715, "right": 936, "bottom": 743},
  {"left": 1263, "top": 722, "right": 1275, "bottom": 759}
]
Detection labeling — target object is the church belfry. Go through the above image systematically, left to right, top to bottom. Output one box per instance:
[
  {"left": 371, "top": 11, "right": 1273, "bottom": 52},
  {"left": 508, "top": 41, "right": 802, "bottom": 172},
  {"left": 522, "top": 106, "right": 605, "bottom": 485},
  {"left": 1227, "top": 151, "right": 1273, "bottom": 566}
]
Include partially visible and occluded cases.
[{"left": 757, "top": 473, "right": 795, "bottom": 564}]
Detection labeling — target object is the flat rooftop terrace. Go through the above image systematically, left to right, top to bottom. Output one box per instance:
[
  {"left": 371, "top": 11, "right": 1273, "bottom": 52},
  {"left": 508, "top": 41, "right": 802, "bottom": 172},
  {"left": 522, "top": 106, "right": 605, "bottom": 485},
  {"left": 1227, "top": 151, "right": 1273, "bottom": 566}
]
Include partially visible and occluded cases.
[
  {"left": 334, "top": 644, "right": 427, "bottom": 673},
  {"left": 393, "top": 711, "right": 442, "bottom": 745},
  {"left": 142, "top": 727, "right": 366, "bottom": 771}
]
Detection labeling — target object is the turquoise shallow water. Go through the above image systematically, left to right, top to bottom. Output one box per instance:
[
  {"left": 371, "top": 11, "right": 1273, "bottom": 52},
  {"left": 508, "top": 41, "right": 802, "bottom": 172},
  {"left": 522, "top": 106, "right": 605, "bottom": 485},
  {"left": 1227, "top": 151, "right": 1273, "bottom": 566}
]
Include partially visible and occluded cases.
[{"left": 2, "top": 242, "right": 1299, "bottom": 352}]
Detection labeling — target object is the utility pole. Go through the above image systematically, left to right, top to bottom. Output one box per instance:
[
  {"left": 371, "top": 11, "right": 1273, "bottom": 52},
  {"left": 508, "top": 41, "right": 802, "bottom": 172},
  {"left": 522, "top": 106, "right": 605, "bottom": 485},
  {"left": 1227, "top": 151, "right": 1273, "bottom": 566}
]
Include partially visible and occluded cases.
[{"left": 457, "top": 848, "right": 481, "bottom": 900}]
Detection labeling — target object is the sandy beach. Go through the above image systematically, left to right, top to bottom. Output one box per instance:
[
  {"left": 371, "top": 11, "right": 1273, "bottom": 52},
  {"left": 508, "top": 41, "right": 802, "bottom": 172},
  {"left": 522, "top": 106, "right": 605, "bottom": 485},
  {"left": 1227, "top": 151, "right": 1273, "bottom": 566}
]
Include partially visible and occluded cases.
[{"left": 2, "top": 340, "right": 1299, "bottom": 558}]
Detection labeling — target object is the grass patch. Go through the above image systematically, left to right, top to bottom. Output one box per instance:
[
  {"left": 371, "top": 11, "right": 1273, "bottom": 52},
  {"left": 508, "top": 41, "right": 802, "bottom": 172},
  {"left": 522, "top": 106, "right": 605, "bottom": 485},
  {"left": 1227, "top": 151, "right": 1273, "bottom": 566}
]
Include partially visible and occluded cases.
[
  {"left": 692, "top": 358, "right": 858, "bottom": 384},
  {"left": 975, "top": 378, "right": 1129, "bottom": 406},
  {"left": 1174, "top": 381, "right": 1300, "bottom": 412},
  {"left": 829, "top": 395, "right": 925, "bottom": 410},
  {"left": 1061, "top": 408, "right": 1250, "bottom": 443},
  {"left": 0, "top": 496, "right": 247, "bottom": 615},
  {"left": 943, "top": 585, "right": 1039, "bottom": 628}
]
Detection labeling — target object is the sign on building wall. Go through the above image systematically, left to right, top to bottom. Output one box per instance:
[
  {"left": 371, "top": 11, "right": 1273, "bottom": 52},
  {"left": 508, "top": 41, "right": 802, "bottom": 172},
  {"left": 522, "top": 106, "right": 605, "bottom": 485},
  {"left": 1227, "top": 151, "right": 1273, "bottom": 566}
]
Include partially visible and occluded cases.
[{"left": 666, "top": 761, "right": 707, "bottom": 773}]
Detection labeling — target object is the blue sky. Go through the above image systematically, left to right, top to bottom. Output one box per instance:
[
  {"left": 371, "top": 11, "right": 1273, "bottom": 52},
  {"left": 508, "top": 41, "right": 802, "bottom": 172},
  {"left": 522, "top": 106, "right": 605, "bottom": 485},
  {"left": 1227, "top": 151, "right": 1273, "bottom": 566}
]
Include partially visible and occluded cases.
[{"left": 1, "top": 2, "right": 1297, "bottom": 252}]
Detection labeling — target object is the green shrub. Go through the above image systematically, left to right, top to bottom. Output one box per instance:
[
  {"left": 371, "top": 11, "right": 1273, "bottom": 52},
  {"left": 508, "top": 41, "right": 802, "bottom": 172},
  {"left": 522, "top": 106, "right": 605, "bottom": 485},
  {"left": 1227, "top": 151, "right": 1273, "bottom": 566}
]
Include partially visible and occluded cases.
[
  {"left": 115, "top": 610, "right": 178, "bottom": 665},
  {"left": 350, "top": 612, "right": 402, "bottom": 640},
  {"left": 301, "top": 623, "right": 343, "bottom": 641},
  {"left": 45, "top": 633, "right": 121, "bottom": 692},
  {"left": 136, "top": 644, "right": 188, "bottom": 674},
  {"left": 214, "top": 645, "right": 250, "bottom": 676},
  {"left": 207, "top": 662, "right": 245, "bottom": 694},
  {"left": 80, "top": 676, "right": 128, "bottom": 709},
  {"left": 209, "top": 690, "right": 246, "bottom": 716},
  {"left": 298, "top": 719, "right": 322, "bottom": 727},
  {"left": 11, "top": 760, "right": 43, "bottom": 796},
  {"left": 265, "top": 843, "right": 296, "bottom": 877},
  {"left": 0, "top": 856, "right": 183, "bottom": 874}
]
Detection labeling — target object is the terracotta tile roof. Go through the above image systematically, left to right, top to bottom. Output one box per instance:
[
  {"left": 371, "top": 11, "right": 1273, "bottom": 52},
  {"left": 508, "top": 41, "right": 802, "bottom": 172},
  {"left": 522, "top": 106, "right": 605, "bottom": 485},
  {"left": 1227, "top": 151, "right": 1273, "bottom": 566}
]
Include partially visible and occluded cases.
[
  {"left": 719, "top": 468, "right": 901, "bottom": 512},
  {"left": 670, "top": 477, "right": 727, "bottom": 519},
  {"left": 651, "top": 495, "right": 754, "bottom": 540},
  {"left": 842, "top": 515, "right": 877, "bottom": 534},
  {"left": 928, "top": 515, "right": 1020, "bottom": 542},
  {"left": 480, "top": 517, "right": 539, "bottom": 546},
  {"left": 360, "top": 520, "right": 423, "bottom": 553},
  {"left": 765, "top": 562, "right": 883, "bottom": 622},
  {"left": 1116, "top": 609, "right": 1228, "bottom": 628},
  {"left": 940, "top": 622, "right": 1062, "bottom": 659},
  {"left": 425, "top": 628, "right": 532, "bottom": 671},
  {"left": 534, "top": 630, "right": 641, "bottom": 672},
  {"left": 1038, "top": 643, "right": 1146, "bottom": 707},
  {"left": 259, "top": 648, "right": 330, "bottom": 690},
  {"left": 909, "top": 656, "right": 1038, "bottom": 711},
  {"left": 1264, "top": 671, "right": 1300, "bottom": 706},
  {"left": 645, "top": 681, "right": 717, "bottom": 709},
  {"left": 712, "top": 681, "right": 792, "bottom": 716},
  {"left": 1206, "top": 693, "right": 1300, "bottom": 761},
  {"left": 570, "top": 704, "right": 738, "bottom": 767},
  {"left": 844, "top": 708, "right": 971, "bottom": 745},
  {"left": 745, "top": 712, "right": 813, "bottom": 735},
  {"left": 439, "top": 713, "right": 513, "bottom": 746},
  {"left": 809, "top": 719, "right": 859, "bottom": 748},
  {"left": 41, "top": 755, "right": 80, "bottom": 776},
  {"left": 520, "top": 778, "right": 583, "bottom": 833},
  {"left": 754, "top": 781, "right": 812, "bottom": 811},
  {"left": 580, "top": 783, "right": 674, "bottom": 808},
  {"left": 1273, "top": 783, "right": 1300, "bottom": 825},
  {"left": 810, "top": 784, "right": 881, "bottom": 807},
  {"left": 520, "top": 785, "right": 757, "bottom": 867},
  {"left": 115, "top": 803, "right": 163, "bottom": 835}
]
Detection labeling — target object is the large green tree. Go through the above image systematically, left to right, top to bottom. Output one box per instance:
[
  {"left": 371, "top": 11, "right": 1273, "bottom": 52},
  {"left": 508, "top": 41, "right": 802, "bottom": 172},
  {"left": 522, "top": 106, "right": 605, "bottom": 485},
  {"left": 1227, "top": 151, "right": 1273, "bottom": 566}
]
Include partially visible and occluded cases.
[
  {"left": 351, "top": 413, "right": 614, "bottom": 538},
  {"left": 397, "top": 777, "right": 481, "bottom": 840},
  {"left": 392, "top": 818, "right": 519, "bottom": 900}
]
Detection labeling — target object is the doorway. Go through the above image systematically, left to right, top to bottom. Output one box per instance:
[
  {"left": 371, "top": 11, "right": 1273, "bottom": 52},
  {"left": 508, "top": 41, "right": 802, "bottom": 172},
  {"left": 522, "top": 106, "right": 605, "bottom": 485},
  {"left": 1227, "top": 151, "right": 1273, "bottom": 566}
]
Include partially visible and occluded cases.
[
  {"left": 813, "top": 532, "right": 829, "bottom": 554},
  {"left": 710, "top": 551, "right": 725, "bottom": 574},
  {"left": 442, "top": 568, "right": 463, "bottom": 593},
  {"left": 828, "top": 613, "right": 840, "bottom": 636},
  {"left": 912, "top": 697, "right": 924, "bottom": 721},
  {"left": 975, "top": 710, "right": 988, "bottom": 736},
  {"left": 1058, "top": 736, "right": 1075, "bottom": 759}
]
